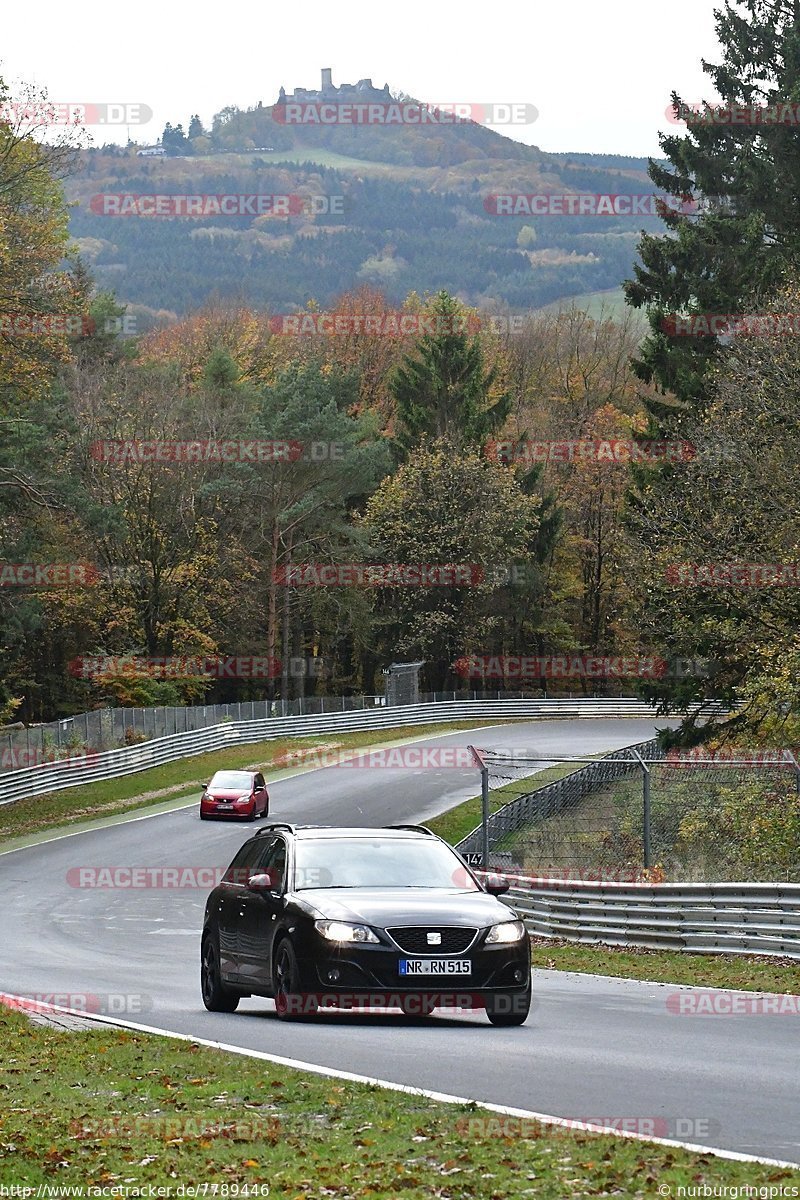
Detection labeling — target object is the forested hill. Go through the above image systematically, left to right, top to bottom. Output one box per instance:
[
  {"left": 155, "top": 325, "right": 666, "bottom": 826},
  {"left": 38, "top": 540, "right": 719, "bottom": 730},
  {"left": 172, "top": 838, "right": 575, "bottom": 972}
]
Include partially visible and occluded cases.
[{"left": 68, "top": 99, "right": 664, "bottom": 324}]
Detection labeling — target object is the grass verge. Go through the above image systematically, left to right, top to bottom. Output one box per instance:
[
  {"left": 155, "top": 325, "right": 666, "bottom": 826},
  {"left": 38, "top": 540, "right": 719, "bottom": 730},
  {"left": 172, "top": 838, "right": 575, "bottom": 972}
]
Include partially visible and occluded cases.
[
  {"left": 0, "top": 721, "right": 496, "bottom": 845},
  {"left": 532, "top": 938, "right": 800, "bottom": 994},
  {"left": 0, "top": 1006, "right": 796, "bottom": 1191}
]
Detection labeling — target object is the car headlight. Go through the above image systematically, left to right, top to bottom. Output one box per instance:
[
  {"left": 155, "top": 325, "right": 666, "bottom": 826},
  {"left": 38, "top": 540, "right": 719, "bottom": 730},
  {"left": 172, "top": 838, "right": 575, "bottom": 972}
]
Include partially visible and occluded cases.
[
  {"left": 234, "top": 796, "right": 250, "bottom": 804},
  {"left": 485, "top": 919, "right": 526, "bottom": 944},
  {"left": 314, "top": 920, "right": 380, "bottom": 944}
]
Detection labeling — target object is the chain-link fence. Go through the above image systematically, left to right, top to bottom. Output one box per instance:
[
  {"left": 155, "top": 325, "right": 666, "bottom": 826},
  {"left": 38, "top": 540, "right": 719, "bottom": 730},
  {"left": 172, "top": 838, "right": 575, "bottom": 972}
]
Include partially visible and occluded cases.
[
  {"left": 0, "top": 687, "right": 631, "bottom": 767},
  {"left": 0, "top": 695, "right": 388, "bottom": 765},
  {"left": 459, "top": 744, "right": 800, "bottom": 884}
]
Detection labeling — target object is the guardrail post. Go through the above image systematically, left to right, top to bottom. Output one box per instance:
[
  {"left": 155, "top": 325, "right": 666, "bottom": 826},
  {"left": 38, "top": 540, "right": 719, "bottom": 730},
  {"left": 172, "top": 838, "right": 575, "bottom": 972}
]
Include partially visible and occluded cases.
[
  {"left": 467, "top": 744, "right": 491, "bottom": 868},
  {"left": 632, "top": 750, "right": 652, "bottom": 869},
  {"left": 785, "top": 750, "right": 800, "bottom": 795},
  {"left": 481, "top": 765, "right": 490, "bottom": 868}
]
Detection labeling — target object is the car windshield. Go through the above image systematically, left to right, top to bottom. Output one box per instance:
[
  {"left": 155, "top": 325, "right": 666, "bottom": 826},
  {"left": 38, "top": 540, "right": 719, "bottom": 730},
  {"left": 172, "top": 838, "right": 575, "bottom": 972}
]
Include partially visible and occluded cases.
[
  {"left": 209, "top": 771, "right": 252, "bottom": 789},
  {"left": 292, "top": 837, "right": 479, "bottom": 891}
]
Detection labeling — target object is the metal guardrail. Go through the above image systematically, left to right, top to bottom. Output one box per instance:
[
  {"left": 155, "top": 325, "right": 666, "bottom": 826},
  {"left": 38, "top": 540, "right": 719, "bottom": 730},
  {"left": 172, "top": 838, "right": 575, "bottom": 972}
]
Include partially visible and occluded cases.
[
  {"left": 5, "top": 687, "right": 678, "bottom": 760},
  {"left": 3, "top": 693, "right": 391, "bottom": 760},
  {"left": 0, "top": 698, "right": 669, "bottom": 805},
  {"left": 455, "top": 737, "right": 663, "bottom": 860},
  {"left": 460, "top": 737, "right": 800, "bottom": 954},
  {"left": 498, "top": 876, "right": 800, "bottom": 960}
]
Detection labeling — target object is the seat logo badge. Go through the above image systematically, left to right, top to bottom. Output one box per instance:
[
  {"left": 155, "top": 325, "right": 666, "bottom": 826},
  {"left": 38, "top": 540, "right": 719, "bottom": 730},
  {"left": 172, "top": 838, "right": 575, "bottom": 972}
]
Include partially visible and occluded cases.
[{"left": 427, "top": 932, "right": 442, "bottom": 945}]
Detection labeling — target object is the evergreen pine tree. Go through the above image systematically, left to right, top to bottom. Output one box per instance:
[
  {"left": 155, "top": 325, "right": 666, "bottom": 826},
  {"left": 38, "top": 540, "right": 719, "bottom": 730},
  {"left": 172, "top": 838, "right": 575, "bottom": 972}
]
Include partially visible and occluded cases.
[
  {"left": 624, "top": 0, "right": 800, "bottom": 429},
  {"left": 390, "top": 291, "right": 510, "bottom": 453}
]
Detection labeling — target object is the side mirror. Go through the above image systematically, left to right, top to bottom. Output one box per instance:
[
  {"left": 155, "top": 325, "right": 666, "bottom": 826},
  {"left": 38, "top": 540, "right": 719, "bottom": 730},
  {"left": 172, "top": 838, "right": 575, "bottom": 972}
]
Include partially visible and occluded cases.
[
  {"left": 200, "top": 782, "right": 209, "bottom": 789},
  {"left": 246, "top": 872, "right": 277, "bottom": 894},
  {"left": 484, "top": 875, "right": 510, "bottom": 896}
]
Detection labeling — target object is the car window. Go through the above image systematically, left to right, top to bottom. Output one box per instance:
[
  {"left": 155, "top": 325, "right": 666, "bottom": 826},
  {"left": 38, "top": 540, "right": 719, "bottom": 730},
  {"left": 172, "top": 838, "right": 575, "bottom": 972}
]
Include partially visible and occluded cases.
[
  {"left": 210, "top": 771, "right": 253, "bottom": 790},
  {"left": 256, "top": 836, "right": 287, "bottom": 890},
  {"left": 293, "top": 837, "right": 480, "bottom": 891},
  {"left": 222, "top": 839, "right": 264, "bottom": 884}
]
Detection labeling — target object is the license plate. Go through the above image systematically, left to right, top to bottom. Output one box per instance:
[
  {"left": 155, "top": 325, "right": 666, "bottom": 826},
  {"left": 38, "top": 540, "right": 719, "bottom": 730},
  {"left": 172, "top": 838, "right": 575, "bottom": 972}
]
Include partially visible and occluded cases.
[
  {"left": 216, "top": 803, "right": 233, "bottom": 810},
  {"left": 399, "top": 959, "right": 471, "bottom": 976}
]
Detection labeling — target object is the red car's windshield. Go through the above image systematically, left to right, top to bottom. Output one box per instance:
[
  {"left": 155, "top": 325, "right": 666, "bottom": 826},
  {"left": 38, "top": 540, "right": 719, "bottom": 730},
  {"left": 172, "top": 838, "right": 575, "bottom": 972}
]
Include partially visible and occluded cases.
[{"left": 209, "top": 771, "right": 252, "bottom": 790}]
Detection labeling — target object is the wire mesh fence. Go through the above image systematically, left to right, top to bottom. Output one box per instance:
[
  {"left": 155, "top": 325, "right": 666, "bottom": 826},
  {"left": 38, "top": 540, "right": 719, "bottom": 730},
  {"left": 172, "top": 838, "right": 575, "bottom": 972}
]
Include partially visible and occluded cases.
[
  {"left": 0, "top": 688, "right": 648, "bottom": 767},
  {"left": 0, "top": 694, "right": 391, "bottom": 765},
  {"left": 459, "top": 744, "right": 800, "bottom": 884}
]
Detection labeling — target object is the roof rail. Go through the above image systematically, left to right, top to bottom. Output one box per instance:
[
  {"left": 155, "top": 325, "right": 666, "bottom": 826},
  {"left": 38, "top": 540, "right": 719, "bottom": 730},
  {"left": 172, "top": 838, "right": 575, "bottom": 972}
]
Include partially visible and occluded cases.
[
  {"left": 254, "top": 822, "right": 298, "bottom": 838},
  {"left": 385, "top": 823, "right": 435, "bottom": 836}
]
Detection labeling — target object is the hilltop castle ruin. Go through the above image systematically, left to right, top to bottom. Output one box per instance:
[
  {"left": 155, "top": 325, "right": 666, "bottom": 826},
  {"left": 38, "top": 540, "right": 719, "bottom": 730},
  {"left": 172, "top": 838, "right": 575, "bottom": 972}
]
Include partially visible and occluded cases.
[{"left": 277, "top": 68, "right": 392, "bottom": 105}]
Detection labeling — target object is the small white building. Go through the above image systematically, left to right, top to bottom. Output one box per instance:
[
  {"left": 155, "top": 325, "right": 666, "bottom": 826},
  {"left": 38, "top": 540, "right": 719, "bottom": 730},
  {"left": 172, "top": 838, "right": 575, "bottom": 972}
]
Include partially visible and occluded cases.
[{"left": 137, "top": 146, "right": 166, "bottom": 157}]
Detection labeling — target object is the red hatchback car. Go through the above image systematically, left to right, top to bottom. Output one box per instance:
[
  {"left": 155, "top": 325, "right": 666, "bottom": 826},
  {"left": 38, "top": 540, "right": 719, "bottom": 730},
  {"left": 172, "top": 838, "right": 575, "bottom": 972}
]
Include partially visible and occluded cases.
[{"left": 200, "top": 770, "right": 269, "bottom": 821}]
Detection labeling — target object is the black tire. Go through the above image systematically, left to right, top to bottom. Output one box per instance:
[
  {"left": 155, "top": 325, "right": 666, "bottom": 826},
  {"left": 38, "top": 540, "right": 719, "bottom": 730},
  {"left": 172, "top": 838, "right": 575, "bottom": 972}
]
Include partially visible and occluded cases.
[
  {"left": 200, "top": 812, "right": 209, "bottom": 821},
  {"left": 201, "top": 939, "right": 240, "bottom": 1012},
  {"left": 274, "top": 939, "right": 315, "bottom": 1020},
  {"left": 485, "top": 979, "right": 531, "bottom": 1027}
]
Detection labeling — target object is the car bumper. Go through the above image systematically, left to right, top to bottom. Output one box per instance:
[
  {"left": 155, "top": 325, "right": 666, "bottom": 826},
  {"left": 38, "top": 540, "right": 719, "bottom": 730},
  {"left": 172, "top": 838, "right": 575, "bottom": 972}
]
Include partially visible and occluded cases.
[
  {"left": 200, "top": 804, "right": 253, "bottom": 819},
  {"left": 299, "top": 937, "right": 530, "bottom": 996}
]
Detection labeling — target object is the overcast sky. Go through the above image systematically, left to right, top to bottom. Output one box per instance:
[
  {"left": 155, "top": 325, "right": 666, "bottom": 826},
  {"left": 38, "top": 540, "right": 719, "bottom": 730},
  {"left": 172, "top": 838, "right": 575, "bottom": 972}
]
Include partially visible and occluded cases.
[{"left": 3, "top": 0, "right": 723, "bottom": 157}]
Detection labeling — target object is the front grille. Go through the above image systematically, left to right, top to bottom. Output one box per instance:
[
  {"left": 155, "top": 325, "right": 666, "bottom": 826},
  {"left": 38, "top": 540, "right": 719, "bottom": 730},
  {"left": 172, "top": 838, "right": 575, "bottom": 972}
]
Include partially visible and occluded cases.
[{"left": 387, "top": 926, "right": 477, "bottom": 955}]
